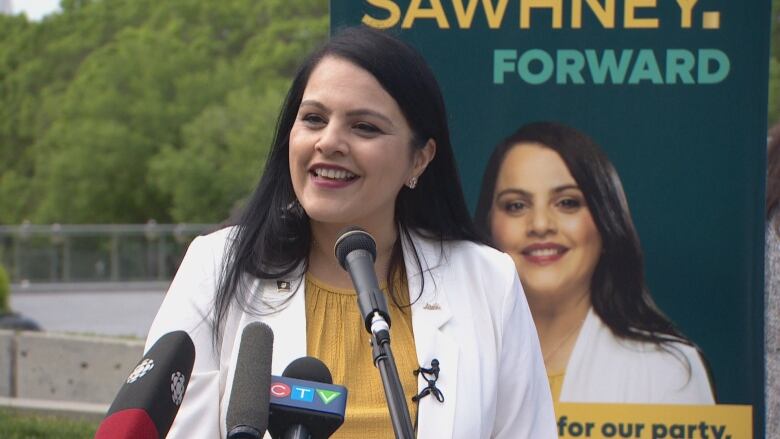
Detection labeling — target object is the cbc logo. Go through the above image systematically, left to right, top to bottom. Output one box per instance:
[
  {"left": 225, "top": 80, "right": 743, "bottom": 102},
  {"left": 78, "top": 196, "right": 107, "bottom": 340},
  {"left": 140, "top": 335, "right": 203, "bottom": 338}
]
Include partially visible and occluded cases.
[
  {"left": 126, "top": 359, "right": 154, "bottom": 383},
  {"left": 171, "top": 372, "right": 186, "bottom": 406},
  {"left": 270, "top": 382, "right": 291, "bottom": 398}
]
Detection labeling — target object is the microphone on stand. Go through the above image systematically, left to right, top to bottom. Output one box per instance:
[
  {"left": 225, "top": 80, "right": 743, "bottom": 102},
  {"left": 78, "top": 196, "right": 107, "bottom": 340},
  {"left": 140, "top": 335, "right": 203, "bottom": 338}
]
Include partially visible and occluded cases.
[
  {"left": 333, "top": 226, "right": 390, "bottom": 334},
  {"left": 334, "top": 226, "right": 414, "bottom": 439},
  {"left": 226, "top": 322, "right": 275, "bottom": 439},
  {"left": 95, "top": 331, "right": 195, "bottom": 439},
  {"left": 268, "top": 357, "right": 347, "bottom": 439}
]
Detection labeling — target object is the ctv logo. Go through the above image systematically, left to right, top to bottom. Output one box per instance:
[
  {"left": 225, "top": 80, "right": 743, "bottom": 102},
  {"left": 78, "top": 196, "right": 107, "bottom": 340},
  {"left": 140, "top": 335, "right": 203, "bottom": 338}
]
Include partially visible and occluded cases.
[{"left": 270, "top": 381, "right": 341, "bottom": 405}]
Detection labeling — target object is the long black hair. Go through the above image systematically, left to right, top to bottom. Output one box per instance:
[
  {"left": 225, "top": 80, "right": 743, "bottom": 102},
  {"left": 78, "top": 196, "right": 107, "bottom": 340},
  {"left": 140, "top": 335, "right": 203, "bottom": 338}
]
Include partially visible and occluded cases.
[
  {"left": 212, "top": 27, "right": 483, "bottom": 346},
  {"left": 475, "top": 121, "right": 689, "bottom": 347}
]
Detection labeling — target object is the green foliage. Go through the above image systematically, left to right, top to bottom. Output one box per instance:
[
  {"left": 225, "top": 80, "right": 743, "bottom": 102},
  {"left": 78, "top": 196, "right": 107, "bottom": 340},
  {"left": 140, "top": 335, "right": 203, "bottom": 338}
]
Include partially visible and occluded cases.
[
  {"left": 0, "top": 0, "right": 328, "bottom": 224},
  {"left": 773, "top": 0, "right": 780, "bottom": 61},
  {"left": 149, "top": 85, "right": 287, "bottom": 222},
  {"left": 0, "top": 264, "right": 9, "bottom": 314},
  {"left": 0, "top": 409, "right": 98, "bottom": 438}
]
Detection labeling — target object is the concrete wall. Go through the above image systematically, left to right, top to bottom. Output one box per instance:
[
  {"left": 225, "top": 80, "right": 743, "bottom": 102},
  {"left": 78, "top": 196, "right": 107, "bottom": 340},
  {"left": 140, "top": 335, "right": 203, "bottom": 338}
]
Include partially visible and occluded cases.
[{"left": 0, "top": 330, "right": 144, "bottom": 404}]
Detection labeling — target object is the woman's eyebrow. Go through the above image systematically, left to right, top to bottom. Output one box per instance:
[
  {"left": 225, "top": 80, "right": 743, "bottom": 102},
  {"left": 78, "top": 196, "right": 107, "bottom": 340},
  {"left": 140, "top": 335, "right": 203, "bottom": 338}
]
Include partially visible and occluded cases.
[
  {"left": 299, "top": 99, "right": 328, "bottom": 112},
  {"left": 346, "top": 109, "right": 394, "bottom": 126},
  {"left": 495, "top": 184, "right": 580, "bottom": 199},
  {"left": 552, "top": 184, "right": 580, "bottom": 193},
  {"left": 495, "top": 188, "right": 531, "bottom": 198}
]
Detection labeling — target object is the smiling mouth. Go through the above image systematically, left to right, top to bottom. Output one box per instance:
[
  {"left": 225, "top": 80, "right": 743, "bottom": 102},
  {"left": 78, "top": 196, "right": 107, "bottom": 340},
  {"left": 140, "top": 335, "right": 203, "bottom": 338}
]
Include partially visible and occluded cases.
[
  {"left": 311, "top": 168, "right": 358, "bottom": 181},
  {"left": 520, "top": 244, "right": 569, "bottom": 265},
  {"left": 522, "top": 247, "right": 566, "bottom": 257}
]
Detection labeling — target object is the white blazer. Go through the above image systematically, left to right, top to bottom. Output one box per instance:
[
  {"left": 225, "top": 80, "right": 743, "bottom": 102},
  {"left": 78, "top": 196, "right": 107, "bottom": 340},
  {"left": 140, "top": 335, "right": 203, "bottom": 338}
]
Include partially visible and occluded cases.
[
  {"left": 145, "top": 227, "right": 557, "bottom": 438},
  {"left": 560, "top": 308, "right": 715, "bottom": 404}
]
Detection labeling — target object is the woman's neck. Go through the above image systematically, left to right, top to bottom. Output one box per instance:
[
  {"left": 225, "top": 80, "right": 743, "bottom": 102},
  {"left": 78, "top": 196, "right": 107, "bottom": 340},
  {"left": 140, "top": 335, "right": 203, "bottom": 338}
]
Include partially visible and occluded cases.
[
  {"left": 307, "top": 220, "right": 398, "bottom": 289},
  {"left": 528, "top": 289, "right": 591, "bottom": 373}
]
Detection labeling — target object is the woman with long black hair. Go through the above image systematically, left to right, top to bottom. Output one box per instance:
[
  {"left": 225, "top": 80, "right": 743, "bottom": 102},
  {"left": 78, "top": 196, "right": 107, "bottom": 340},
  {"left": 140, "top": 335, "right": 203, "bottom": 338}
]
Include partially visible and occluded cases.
[
  {"left": 145, "top": 28, "right": 555, "bottom": 438},
  {"left": 476, "top": 121, "right": 715, "bottom": 404}
]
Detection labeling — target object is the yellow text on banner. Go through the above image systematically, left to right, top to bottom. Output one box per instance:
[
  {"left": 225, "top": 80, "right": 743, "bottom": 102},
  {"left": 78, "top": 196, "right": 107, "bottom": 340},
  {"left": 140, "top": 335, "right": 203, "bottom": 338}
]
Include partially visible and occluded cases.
[{"left": 553, "top": 403, "right": 752, "bottom": 439}]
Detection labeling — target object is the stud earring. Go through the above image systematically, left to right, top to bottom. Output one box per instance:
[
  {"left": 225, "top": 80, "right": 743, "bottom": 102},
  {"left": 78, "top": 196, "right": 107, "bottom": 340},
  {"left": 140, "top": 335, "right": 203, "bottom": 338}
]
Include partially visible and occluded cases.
[{"left": 407, "top": 176, "right": 418, "bottom": 189}]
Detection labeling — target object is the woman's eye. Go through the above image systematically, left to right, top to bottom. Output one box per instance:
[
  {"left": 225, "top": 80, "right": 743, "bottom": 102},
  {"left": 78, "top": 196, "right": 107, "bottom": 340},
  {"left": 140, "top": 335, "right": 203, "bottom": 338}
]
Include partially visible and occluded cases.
[
  {"left": 302, "top": 114, "right": 326, "bottom": 126},
  {"left": 353, "top": 122, "right": 381, "bottom": 135},
  {"left": 557, "top": 198, "right": 582, "bottom": 211},
  {"left": 503, "top": 200, "right": 527, "bottom": 213}
]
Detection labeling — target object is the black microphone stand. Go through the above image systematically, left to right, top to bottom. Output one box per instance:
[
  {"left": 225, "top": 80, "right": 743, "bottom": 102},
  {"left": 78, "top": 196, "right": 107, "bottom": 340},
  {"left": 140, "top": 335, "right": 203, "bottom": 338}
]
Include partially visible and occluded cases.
[
  {"left": 334, "top": 228, "right": 415, "bottom": 439},
  {"left": 367, "top": 312, "right": 415, "bottom": 439}
]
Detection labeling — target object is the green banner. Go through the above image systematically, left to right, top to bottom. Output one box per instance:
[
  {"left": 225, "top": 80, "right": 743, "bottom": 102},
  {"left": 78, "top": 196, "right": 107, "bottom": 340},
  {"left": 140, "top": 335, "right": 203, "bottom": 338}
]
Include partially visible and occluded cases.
[{"left": 332, "top": 0, "right": 768, "bottom": 433}]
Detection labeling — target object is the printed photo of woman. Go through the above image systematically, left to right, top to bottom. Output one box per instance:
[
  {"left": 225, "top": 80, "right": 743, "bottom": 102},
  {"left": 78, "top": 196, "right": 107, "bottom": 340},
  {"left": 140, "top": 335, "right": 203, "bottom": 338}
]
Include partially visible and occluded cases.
[{"left": 475, "top": 121, "right": 715, "bottom": 404}]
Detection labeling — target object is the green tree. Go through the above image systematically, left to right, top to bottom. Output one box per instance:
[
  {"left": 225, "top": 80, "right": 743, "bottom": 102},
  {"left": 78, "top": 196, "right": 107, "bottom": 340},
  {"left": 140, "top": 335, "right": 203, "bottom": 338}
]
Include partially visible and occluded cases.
[
  {"left": 0, "top": 0, "right": 328, "bottom": 224},
  {"left": 0, "top": 0, "right": 159, "bottom": 223},
  {"left": 770, "top": 0, "right": 780, "bottom": 125},
  {"left": 31, "top": 26, "right": 213, "bottom": 222},
  {"left": 149, "top": 85, "right": 287, "bottom": 223},
  {"left": 0, "top": 265, "right": 10, "bottom": 314}
]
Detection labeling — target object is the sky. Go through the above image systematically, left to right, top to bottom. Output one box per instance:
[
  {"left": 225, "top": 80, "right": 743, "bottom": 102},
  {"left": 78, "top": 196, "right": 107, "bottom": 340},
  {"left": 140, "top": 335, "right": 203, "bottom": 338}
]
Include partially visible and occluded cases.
[{"left": 13, "top": 0, "right": 61, "bottom": 21}]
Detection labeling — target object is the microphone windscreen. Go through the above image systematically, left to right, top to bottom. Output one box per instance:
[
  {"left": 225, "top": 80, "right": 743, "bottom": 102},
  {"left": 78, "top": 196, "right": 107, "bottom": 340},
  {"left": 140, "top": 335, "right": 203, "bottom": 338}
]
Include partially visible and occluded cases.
[
  {"left": 334, "top": 226, "right": 376, "bottom": 268},
  {"left": 226, "top": 321, "right": 274, "bottom": 438},
  {"left": 97, "top": 330, "right": 195, "bottom": 439},
  {"left": 282, "top": 356, "right": 333, "bottom": 384},
  {"left": 268, "top": 357, "right": 346, "bottom": 439},
  {"left": 95, "top": 408, "right": 158, "bottom": 439}
]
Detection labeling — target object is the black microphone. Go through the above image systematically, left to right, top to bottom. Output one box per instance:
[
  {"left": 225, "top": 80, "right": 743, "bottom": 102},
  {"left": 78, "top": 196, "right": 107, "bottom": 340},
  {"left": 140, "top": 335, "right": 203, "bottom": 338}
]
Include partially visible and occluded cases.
[
  {"left": 334, "top": 226, "right": 415, "bottom": 439},
  {"left": 333, "top": 227, "right": 390, "bottom": 332},
  {"left": 226, "top": 322, "right": 275, "bottom": 439},
  {"left": 95, "top": 330, "right": 195, "bottom": 439},
  {"left": 268, "top": 357, "right": 347, "bottom": 439}
]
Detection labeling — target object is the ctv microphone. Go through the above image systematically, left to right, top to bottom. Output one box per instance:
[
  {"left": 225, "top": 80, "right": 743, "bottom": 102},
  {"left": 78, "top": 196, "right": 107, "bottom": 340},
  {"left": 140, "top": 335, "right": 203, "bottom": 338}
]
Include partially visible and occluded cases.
[
  {"left": 333, "top": 226, "right": 390, "bottom": 333},
  {"left": 226, "top": 322, "right": 274, "bottom": 439},
  {"left": 95, "top": 330, "right": 195, "bottom": 439},
  {"left": 268, "top": 357, "right": 347, "bottom": 439}
]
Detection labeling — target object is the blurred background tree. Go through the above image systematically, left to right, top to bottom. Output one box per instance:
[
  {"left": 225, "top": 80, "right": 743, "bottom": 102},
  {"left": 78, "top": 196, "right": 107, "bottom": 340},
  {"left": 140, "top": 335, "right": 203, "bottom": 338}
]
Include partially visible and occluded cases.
[
  {"left": 0, "top": 0, "right": 327, "bottom": 224},
  {"left": 771, "top": 0, "right": 780, "bottom": 124},
  {"left": 0, "top": 265, "right": 10, "bottom": 314}
]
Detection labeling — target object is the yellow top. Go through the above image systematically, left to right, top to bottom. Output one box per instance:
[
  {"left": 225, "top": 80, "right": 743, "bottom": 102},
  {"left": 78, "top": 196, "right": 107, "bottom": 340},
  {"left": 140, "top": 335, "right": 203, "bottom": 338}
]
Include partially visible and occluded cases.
[
  {"left": 305, "top": 275, "right": 419, "bottom": 438},
  {"left": 547, "top": 371, "right": 565, "bottom": 404}
]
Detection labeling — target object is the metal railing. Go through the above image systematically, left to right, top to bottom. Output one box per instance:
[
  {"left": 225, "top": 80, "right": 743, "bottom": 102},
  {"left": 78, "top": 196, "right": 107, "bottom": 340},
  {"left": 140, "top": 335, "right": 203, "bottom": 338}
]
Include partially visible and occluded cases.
[{"left": 0, "top": 222, "right": 215, "bottom": 287}]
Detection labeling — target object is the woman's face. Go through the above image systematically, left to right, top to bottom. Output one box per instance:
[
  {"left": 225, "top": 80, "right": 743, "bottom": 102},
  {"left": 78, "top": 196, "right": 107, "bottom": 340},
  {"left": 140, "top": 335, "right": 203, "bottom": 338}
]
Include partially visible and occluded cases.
[
  {"left": 289, "top": 56, "right": 433, "bottom": 231},
  {"left": 489, "top": 143, "right": 602, "bottom": 303}
]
